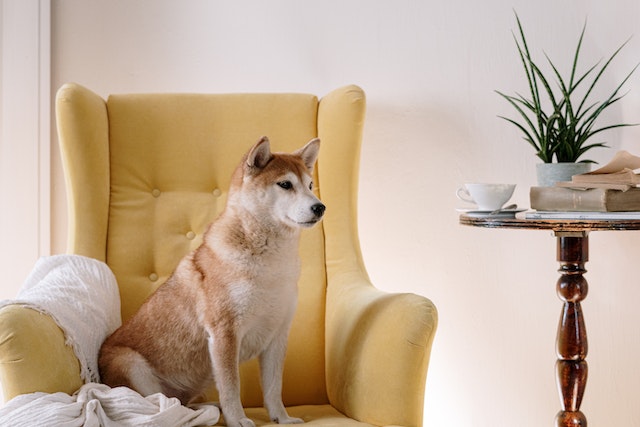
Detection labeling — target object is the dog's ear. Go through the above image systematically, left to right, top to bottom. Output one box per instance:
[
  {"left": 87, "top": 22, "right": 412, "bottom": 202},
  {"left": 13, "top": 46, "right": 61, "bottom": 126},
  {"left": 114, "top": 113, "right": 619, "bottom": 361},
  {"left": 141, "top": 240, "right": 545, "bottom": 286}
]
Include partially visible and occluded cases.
[
  {"left": 246, "top": 136, "right": 272, "bottom": 169},
  {"left": 294, "top": 138, "right": 321, "bottom": 171}
]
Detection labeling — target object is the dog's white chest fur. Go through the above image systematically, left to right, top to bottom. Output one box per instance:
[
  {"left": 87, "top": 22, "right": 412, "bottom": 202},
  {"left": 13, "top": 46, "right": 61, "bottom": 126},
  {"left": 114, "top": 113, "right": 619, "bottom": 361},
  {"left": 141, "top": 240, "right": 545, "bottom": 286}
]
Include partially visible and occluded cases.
[
  {"left": 224, "top": 252, "right": 300, "bottom": 362},
  {"left": 234, "top": 281, "right": 297, "bottom": 361}
]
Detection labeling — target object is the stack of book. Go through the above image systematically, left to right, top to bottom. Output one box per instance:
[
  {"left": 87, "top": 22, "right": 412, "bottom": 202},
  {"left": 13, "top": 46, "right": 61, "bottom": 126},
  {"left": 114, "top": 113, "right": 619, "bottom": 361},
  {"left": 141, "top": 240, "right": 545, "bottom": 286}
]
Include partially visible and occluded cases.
[{"left": 527, "top": 150, "right": 640, "bottom": 220}]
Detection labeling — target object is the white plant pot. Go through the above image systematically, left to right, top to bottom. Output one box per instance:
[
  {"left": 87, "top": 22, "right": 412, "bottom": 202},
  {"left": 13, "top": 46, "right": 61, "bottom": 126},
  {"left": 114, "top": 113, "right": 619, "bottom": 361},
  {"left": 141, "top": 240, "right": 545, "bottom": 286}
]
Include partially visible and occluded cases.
[{"left": 536, "top": 162, "right": 592, "bottom": 187}]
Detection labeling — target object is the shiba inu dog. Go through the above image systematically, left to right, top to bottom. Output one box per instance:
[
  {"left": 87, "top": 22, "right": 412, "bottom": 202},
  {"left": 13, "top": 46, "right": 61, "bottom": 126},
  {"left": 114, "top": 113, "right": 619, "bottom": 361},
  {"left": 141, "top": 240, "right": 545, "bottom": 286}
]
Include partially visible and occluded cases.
[{"left": 98, "top": 136, "right": 325, "bottom": 427}]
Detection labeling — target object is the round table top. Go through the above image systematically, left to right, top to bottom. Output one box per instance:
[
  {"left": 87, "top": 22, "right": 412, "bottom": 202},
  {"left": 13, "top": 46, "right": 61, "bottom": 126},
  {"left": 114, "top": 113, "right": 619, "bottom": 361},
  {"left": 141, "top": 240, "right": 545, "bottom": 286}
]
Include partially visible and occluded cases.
[{"left": 459, "top": 214, "right": 640, "bottom": 233}]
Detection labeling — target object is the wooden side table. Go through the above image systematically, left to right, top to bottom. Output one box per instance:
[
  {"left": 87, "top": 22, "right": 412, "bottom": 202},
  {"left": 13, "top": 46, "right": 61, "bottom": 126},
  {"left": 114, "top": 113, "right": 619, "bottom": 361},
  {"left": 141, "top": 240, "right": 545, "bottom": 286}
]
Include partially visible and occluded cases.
[{"left": 459, "top": 215, "right": 640, "bottom": 427}]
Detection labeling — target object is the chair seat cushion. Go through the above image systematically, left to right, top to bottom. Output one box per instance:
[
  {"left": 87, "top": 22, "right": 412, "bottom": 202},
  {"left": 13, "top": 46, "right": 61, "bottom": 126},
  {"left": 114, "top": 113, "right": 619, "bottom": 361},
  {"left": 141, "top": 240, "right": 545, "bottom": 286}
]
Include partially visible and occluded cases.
[{"left": 221, "top": 405, "right": 378, "bottom": 426}]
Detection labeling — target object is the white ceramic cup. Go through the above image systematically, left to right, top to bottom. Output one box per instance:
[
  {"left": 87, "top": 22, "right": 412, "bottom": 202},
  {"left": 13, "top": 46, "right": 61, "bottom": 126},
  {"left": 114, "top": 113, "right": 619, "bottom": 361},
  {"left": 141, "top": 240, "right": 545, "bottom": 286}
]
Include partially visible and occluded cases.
[{"left": 456, "top": 183, "right": 516, "bottom": 211}]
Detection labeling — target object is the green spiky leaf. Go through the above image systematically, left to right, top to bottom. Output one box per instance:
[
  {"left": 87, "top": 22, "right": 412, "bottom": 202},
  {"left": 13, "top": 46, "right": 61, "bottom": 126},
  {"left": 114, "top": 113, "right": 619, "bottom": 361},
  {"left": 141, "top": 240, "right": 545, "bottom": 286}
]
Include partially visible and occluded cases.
[{"left": 497, "top": 11, "right": 637, "bottom": 163}]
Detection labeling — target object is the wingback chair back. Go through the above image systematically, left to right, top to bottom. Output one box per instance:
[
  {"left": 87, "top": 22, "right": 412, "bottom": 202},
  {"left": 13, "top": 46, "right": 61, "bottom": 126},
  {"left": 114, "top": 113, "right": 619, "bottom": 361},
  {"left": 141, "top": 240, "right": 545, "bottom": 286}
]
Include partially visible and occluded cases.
[{"left": 29, "top": 83, "right": 437, "bottom": 426}]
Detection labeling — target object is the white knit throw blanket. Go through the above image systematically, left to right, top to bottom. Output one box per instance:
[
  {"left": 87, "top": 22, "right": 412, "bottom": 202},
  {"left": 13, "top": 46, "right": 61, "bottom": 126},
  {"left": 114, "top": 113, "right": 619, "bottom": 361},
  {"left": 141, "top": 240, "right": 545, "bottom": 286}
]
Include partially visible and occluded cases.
[
  {"left": 0, "top": 254, "right": 121, "bottom": 383},
  {"left": 0, "top": 255, "right": 220, "bottom": 426},
  {"left": 0, "top": 383, "right": 220, "bottom": 427}
]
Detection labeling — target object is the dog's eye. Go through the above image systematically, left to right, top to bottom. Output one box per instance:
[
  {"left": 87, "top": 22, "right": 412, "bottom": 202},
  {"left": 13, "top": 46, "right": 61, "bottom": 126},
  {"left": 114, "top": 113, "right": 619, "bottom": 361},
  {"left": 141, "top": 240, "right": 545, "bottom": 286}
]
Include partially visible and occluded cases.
[
  {"left": 277, "top": 181, "right": 293, "bottom": 190},
  {"left": 309, "top": 181, "right": 313, "bottom": 190}
]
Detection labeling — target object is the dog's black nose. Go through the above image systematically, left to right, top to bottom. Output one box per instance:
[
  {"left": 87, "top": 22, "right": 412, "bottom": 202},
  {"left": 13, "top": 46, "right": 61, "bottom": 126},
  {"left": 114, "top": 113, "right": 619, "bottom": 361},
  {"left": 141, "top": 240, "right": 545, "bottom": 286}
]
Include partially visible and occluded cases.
[{"left": 311, "top": 203, "right": 326, "bottom": 217}]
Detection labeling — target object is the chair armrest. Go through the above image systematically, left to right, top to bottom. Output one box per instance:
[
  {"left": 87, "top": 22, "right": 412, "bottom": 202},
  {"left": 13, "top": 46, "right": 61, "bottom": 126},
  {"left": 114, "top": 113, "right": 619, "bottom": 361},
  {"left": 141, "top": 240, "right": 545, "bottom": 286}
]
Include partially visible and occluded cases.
[
  {"left": 318, "top": 84, "right": 437, "bottom": 425},
  {"left": 326, "top": 275, "right": 438, "bottom": 427},
  {"left": 0, "top": 305, "right": 83, "bottom": 402}
]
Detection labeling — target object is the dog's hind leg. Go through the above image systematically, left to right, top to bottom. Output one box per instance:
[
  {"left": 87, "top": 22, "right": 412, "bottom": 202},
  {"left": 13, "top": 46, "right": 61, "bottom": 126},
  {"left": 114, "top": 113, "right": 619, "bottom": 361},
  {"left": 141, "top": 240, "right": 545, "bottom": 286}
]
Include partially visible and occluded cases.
[
  {"left": 100, "top": 346, "right": 163, "bottom": 397},
  {"left": 127, "top": 351, "right": 164, "bottom": 396}
]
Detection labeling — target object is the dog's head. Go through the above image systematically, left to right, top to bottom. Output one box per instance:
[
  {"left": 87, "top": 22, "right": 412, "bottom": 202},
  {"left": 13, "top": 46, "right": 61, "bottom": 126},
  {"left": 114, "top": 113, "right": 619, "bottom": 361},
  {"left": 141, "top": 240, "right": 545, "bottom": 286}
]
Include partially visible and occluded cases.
[{"left": 229, "top": 136, "right": 325, "bottom": 229}]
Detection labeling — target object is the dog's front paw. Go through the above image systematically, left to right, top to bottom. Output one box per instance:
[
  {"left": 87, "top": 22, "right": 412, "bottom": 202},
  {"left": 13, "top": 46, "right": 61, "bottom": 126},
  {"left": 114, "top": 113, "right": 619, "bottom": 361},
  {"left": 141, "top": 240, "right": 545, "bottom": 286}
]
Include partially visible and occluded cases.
[
  {"left": 272, "top": 415, "right": 304, "bottom": 424},
  {"left": 238, "top": 417, "right": 256, "bottom": 427}
]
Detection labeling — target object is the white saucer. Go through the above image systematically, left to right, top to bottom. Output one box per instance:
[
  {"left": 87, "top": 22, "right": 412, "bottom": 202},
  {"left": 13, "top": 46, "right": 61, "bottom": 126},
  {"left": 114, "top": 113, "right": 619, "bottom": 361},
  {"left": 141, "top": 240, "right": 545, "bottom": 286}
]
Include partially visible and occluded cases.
[{"left": 456, "top": 208, "right": 526, "bottom": 218}]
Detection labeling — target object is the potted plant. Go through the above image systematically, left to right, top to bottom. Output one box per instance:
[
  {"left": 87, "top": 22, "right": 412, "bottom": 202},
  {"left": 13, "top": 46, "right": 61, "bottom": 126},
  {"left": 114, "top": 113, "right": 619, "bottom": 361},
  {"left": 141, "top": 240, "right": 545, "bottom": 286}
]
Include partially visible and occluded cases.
[{"left": 496, "top": 12, "right": 637, "bottom": 186}]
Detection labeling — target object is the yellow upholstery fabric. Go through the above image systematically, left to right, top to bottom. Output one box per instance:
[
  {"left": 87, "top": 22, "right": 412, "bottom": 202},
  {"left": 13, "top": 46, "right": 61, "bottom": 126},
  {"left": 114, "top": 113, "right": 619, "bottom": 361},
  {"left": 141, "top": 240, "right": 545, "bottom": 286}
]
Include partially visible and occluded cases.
[
  {"left": 0, "top": 83, "right": 438, "bottom": 426},
  {"left": 0, "top": 306, "right": 83, "bottom": 398},
  {"left": 238, "top": 405, "right": 377, "bottom": 426}
]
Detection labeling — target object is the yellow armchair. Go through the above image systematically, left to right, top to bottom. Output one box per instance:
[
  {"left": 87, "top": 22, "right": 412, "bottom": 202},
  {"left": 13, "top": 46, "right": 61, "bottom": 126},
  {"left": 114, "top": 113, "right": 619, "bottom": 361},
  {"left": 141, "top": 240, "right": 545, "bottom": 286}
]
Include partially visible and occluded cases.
[{"left": 0, "top": 83, "right": 437, "bottom": 426}]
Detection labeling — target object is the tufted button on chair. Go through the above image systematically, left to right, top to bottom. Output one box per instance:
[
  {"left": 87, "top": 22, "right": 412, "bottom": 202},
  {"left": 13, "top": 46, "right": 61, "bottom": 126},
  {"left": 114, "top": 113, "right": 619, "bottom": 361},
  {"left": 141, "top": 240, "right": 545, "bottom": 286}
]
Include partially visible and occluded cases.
[{"left": 0, "top": 83, "right": 437, "bottom": 426}]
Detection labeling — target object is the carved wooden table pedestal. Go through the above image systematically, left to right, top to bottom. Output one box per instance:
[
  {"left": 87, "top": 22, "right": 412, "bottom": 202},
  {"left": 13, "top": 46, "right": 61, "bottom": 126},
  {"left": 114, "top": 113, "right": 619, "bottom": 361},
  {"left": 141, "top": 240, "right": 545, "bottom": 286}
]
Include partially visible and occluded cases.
[
  {"left": 459, "top": 215, "right": 640, "bottom": 426},
  {"left": 555, "top": 232, "right": 588, "bottom": 426}
]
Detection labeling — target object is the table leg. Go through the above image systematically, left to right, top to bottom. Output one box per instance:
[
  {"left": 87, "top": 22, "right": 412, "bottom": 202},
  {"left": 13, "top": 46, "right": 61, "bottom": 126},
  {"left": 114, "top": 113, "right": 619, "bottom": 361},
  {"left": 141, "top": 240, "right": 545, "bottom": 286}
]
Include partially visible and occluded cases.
[{"left": 555, "top": 232, "right": 589, "bottom": 426}]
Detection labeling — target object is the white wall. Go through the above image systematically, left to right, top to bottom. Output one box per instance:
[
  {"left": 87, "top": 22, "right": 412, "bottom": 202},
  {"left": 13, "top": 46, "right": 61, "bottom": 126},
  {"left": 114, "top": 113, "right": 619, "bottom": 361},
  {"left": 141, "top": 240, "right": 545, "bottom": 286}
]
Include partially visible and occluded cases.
[
  {"left": 0, "top": 0, "right": 50, "bottom": 300},
  {"left": 46, "top": 1, "right": 640, "bottom": 426}
]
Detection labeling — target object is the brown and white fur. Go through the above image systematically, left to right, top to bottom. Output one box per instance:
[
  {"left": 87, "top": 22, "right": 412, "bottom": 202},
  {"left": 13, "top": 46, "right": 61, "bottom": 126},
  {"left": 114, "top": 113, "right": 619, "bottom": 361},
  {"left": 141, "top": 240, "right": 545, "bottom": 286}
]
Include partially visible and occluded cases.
[{"left": 98, "top": 137, "right": 325, "bottom": 427}]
